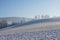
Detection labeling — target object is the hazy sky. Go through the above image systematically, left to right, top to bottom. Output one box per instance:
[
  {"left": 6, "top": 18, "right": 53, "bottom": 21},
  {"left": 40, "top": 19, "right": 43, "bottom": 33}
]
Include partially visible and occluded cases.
[{"left": 0, "top": 0, "right": 60, "bottom": 18}]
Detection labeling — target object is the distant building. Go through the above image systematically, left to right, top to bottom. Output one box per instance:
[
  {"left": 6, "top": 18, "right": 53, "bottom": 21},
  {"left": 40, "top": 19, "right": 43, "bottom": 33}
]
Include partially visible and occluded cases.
[{"left": 0, "top": 20, "right": 8, "bottom": 29}]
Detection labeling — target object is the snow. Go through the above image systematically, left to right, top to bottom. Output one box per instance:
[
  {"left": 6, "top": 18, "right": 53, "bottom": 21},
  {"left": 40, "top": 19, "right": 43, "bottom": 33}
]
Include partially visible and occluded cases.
[{"left": 0, "top": 17, "right": 60, "bottom": 40}]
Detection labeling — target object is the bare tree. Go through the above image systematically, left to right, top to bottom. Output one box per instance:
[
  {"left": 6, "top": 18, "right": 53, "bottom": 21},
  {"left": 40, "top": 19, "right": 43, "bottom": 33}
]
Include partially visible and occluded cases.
[{"left": 35, "top": 16, "right": 38, "bottom": 20}]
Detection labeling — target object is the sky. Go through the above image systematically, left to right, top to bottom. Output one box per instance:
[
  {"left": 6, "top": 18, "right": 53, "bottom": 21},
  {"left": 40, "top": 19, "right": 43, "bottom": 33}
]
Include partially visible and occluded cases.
[{"left": 0, "top": 0, "right": 60, "bottom": 18}]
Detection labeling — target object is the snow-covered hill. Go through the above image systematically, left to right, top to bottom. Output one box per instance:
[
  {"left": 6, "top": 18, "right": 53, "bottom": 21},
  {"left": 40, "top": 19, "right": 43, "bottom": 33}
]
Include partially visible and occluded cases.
[{"left": 0, "top": 17, "right": 60, "bottom": 34}]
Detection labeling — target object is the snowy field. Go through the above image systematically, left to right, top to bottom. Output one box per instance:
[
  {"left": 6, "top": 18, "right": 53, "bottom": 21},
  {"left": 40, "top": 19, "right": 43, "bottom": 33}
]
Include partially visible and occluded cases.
[
  {"left": 0, "top": 17, "right": 60, "bottom": 40},
  {"left": 0, "top": 30, "right": 60, "bottom": 40}
]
